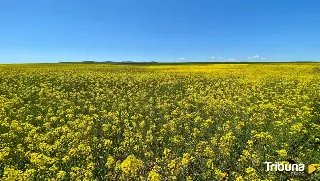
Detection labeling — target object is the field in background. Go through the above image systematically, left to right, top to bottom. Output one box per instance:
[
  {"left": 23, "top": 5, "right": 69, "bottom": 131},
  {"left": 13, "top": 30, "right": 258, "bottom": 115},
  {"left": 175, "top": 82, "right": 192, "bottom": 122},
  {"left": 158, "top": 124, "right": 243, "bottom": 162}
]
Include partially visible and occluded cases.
[{"left": 0, "top": 63, "right": 320, "bottom": 180}]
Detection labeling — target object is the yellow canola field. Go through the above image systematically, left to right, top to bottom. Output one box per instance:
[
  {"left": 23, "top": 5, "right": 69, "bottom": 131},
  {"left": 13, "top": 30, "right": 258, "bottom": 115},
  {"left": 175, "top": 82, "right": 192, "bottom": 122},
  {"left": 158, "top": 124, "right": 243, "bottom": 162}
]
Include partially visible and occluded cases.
[{"left": 0, "top": 63, "right": 320, "bottom": 180}]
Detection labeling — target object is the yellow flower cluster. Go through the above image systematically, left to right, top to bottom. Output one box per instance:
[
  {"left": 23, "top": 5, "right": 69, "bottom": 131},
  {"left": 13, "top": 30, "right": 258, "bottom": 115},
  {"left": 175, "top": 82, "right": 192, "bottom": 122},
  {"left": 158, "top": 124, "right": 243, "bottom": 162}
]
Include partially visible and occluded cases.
[{"left": 0, "top": 63, "right": 319, "bottom": 180}]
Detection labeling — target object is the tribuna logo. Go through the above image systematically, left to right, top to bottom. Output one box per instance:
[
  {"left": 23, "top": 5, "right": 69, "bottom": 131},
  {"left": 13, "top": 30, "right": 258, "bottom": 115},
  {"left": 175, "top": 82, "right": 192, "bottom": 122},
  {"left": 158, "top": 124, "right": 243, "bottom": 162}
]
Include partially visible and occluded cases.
[{"left": 264, "top": 162, "right": 305, "bottom": 172}]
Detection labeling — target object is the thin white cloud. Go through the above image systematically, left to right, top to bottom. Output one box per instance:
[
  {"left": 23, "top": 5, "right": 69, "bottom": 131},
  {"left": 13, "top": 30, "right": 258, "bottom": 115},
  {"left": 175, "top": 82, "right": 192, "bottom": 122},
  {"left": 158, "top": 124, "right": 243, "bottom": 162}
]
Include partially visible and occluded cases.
[
  {"left": 248, "top": 55, "right": 260, "bottom": 59},
  {"left": 248, "top": 55, "right": 268, "bottom": 60},
  {"left": 178, "top": 57, "right": 185, "bottom": 60},
  {"left": 210, "top": 57, "right": 215, "bottom": 59},
  {"left": 218, "top": 57, "right": 224, "bottom": 59},
  {"left": 229, "top": 58, "right": 236, "bottom": 61}
]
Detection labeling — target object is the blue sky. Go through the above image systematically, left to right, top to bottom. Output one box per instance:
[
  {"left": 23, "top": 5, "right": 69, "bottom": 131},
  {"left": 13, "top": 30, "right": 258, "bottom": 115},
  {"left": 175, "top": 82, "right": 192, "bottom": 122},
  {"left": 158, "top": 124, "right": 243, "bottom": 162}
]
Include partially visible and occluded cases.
[{"left": 0, "top": 0, "right": 319, "bottom": 63}]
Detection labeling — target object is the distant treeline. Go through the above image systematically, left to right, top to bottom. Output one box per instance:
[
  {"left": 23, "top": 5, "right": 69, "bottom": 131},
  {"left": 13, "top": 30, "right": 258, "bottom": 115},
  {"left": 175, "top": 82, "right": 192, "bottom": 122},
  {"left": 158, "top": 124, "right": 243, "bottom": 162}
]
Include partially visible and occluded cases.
[{"left": 59, "top": 61, "right": 319, "bottom": 65}]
